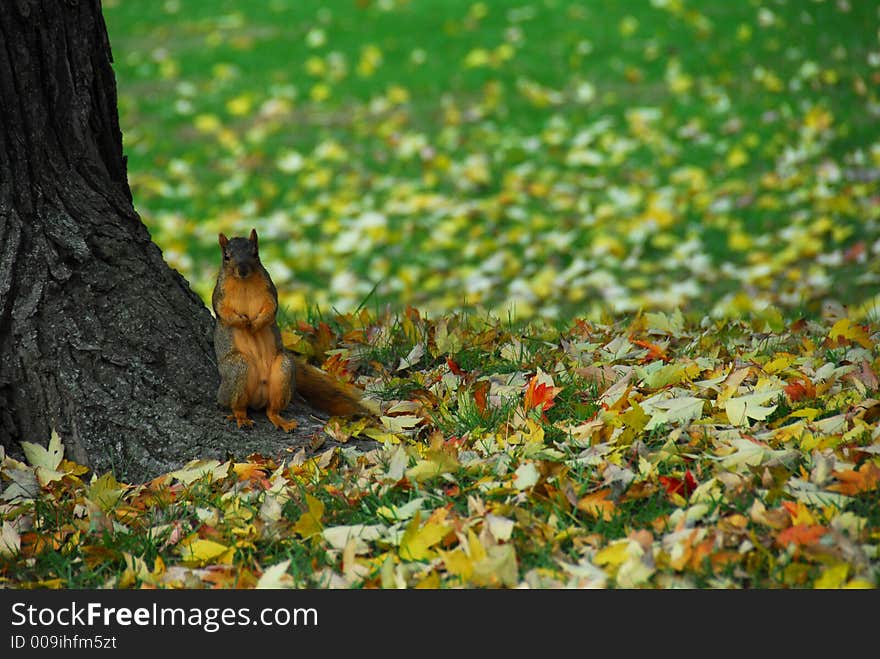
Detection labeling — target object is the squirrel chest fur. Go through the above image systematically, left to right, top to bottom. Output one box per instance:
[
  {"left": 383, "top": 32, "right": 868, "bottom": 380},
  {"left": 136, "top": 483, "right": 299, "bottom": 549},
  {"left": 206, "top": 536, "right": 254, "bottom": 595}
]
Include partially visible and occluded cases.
[
  {"left": 212, "top": 230, "right": 298, "bottom": 431},
  {"left": 224, "top": 275, "right": 277, "bottom": 407}
]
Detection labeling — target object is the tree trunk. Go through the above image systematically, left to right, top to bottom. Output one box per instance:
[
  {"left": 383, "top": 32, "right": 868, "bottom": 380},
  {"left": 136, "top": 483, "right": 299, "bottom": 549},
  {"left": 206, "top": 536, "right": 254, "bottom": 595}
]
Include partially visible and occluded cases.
[{"left": 0, "top": 0, "right": 340, "bottom": 483}]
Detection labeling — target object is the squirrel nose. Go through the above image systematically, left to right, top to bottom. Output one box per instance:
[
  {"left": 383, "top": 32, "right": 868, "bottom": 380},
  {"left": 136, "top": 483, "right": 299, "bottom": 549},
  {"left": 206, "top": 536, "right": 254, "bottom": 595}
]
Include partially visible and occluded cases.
[{"left": 236, "top": 265, "right": 252, "bottom": 278}]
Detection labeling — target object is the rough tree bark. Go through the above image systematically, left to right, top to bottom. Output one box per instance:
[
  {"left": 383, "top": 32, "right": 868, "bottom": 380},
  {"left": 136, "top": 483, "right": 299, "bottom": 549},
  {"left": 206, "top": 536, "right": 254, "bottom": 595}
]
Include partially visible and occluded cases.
[{"left": 0, "top": 0, "right": 354, "bottom": 483}]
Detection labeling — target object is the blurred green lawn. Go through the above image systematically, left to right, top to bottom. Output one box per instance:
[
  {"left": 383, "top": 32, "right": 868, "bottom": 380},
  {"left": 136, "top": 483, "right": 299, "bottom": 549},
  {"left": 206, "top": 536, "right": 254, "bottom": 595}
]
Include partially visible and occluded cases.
[{"left": 104, "top": 0, "right": 880, "bottom": 323}]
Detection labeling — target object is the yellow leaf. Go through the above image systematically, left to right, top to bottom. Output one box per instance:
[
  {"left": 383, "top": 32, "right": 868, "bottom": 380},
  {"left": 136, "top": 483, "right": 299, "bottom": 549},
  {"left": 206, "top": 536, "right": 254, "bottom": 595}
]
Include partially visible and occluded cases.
[
  {"left": 225, "top": 94, "right": 253, "bottom": 116},
  {"left": 193, "top": 113, "right": 221, "bottom": 134},
  {"left": 726, "top": 146, "right": 749, "bottom": 169},
  {"left": 828, "top": 318, "right": 872, "bottom": 349},
  {"left": 763, "top": 354, "right": 795, "bottom": 374},
  {"left": 642, "top": 363, "right": 687, "bottom": 388},
  {"left": 620, "top": 401, "right": 650, "bottom": 432},
  {"left": 380, "top": 414, "right": 423, "bottom": 433},
  {"left": 362, "top": 428, "right": 401, "bottom": 445},
  {"left": 21, "top": 430, "right": 63, "bottom": 471},
  {"left": 405, "top": 449, "right": 459, "bottom": 483},
  {"left": 168, "top": 459, "right": 226, "bottom": 484},
  {"left": 86, "top": 472, "right": 126, "bottom": 512},
  {"left": 293, "top": 494, "right": 325, "bottom": 539},
  {"left": 376, "top": 497, "right": 426, "bottom": 523},
  {"left": 398, "top": 510, "right": 451, "bottom": 561},
  {"left": 466, "top": 528, "right": 487, "bottom": 563},
  {"left": 180, "top": 538, "right": 231, "bottom": 565},
  {"left": 594, "top": 540, "right": 630, "bottom": 568},
  {"left": 472, "top": 544, "right": 519, "bottom": 587},
  {"left": 440, "top": 547, "right": 473, "bottom": 580},
  {"left": 814, "top": 563, "right": 849, "bottom": 589},
  {"left": 415, "top": 571, "right": 441, "bottom": 589},
  {"left": 842, "top": 578, "right": 874, "bottom": 589}
]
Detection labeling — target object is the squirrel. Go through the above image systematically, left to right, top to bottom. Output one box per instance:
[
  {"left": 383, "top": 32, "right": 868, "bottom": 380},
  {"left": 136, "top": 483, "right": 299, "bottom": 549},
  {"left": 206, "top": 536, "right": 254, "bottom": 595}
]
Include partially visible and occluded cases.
[{"left": 212, "top": 229, "right": 370, "bottom": 430}]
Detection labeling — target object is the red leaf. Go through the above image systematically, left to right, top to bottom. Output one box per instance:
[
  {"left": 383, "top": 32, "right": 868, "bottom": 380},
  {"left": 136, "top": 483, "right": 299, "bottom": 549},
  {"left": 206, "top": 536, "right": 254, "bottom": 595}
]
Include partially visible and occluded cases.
[
  {"left": 446, "top": 357, "right": 464, "bottom": 376},
  {"left": 523, "top": 375, "right": 561, "bottom": 412},
  {"left": 473, "top": 380, "right": 489, "bottom": 414},
  {"left": 684, "top": 469, "right": 698, "bottom": 492},
  {"left": 660, "top": 470, "right": 697, "bottom": 497},
  {"left": 659, "top": 476, "right": 683, "bottom": 495}
]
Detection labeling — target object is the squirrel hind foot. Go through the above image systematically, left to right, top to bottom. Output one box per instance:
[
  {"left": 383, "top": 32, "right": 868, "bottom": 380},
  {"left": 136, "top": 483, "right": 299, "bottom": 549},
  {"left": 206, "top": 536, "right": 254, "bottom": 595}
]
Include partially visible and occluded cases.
[{"left": 267, "top": 411, "right": 298, "bottom": 432}]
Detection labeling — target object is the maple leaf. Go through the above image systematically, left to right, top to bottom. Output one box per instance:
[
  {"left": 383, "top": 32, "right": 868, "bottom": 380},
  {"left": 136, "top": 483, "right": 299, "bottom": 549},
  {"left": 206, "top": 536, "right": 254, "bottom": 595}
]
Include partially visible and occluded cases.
[
  {"left": 827, "top": 318, "right": 872, "bottom": 349},
  {"left": 631, "top": 338, "right": 671, "bottom": 363},
  {"left": 321, "top": 352, "right": 353, "bottom": 379},
  {"left": 446, "top": 356, "right": 464, "bottom": 375},
  {"left": 522, "top": 370, "right": 562, "bottom": 418},
  {"left": 784, "top": 378, "right": 815, "bottom": 402},
  {"left": 472, "top": 379, "right": 490, "bottom": 413},
  {"left": 724, "top": 389, "right": 782, "bottom": 426},
  {"left": 21, "top": 429, "right": 63, "bottom": 471},
  {"left": 827, "top": 462, "right": 880, "bottom": 496},
  {"left": 659, "top": 470, "right": 698, "bottom": 498},
  {"left": 577, "top": 488, "right": 616, "bottom": 521},
  {"left": 293, "top": 494, "right": 325, "bottom": 540},
  {"left": 398, "top": 510, "right": 451, "bottom": 561},
  {"left": 776, "top": 525, "right": 827, "bottom": 548},
  {"left": 179, "top": 538, "right": 234, "bottom": 566},
  {"left": 256, "top": 560, "right": 295, "bottom": 589}
]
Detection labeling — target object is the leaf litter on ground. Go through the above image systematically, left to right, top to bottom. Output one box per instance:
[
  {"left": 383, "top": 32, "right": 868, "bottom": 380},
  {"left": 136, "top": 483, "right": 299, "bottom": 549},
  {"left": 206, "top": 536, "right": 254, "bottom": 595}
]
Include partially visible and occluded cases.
[{"left": 2, "top": 308, "right": 878, "bottom": 588}]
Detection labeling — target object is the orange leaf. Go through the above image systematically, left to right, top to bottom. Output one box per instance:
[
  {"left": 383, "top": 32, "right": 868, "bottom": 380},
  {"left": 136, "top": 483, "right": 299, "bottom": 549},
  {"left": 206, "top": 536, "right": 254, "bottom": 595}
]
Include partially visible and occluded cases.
[
  {"left": 631, "top": 339, "right": 671, "bottom": 363},
  {"left": 321, "top": 353, "right": 352, "bottom": 380},
  {"left": 784, "top": 378, "right": 815, "bottom": 402},
  {"left": 827, "top": 462, "right": 880, "bottom": 496},
  {"left": 577, "top": 488, "right": 616, "bottom": 521},
  {"left": 776, "top": 525, "right": 827, "bottom": 547}
]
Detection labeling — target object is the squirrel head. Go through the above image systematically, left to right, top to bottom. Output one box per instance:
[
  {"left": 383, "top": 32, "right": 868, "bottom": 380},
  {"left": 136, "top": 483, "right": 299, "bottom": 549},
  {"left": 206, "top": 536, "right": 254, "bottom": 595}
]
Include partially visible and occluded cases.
[{"left": 218, "top": 229, "right": 261, "bottom": 279}]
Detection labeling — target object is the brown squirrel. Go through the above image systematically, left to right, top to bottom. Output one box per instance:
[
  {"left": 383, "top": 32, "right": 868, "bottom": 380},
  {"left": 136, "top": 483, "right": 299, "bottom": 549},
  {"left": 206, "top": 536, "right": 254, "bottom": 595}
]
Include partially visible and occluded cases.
[{"left": 212, "top": 229, "right": 370, "bottom": 430}]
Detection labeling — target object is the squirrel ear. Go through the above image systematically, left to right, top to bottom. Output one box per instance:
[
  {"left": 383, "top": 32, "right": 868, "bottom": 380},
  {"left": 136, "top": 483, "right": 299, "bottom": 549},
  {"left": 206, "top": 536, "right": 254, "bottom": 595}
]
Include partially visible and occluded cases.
[
  {"left": 249, "top": 228, "right": 258, "bottom": 243},
  {"left": 218, "top": 233, "right": 228, "bottom": 248}
]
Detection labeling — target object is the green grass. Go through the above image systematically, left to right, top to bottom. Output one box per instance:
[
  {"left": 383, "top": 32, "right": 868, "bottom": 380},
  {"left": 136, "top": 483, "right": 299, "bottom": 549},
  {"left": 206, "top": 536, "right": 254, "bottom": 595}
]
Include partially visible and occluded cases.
[{"left": 103, "top": 0, "right": 880, "bottom": 324}]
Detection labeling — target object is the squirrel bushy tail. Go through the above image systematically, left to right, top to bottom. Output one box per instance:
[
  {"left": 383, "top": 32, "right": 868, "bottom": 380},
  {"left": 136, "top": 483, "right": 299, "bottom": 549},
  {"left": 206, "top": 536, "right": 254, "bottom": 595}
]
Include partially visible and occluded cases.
[{"left": 292, "top": 357, "right": 374, "bottom": 417}]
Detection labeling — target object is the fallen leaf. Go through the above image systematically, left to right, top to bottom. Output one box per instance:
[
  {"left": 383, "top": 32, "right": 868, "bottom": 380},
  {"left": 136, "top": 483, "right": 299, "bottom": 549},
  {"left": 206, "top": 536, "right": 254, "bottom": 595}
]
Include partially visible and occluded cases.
[
  {"left": 827, "top": 462, "right": 880, "bottom": 495},
  {"left": 577, "top": 488, "right": 616, "bottom": 521}
]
